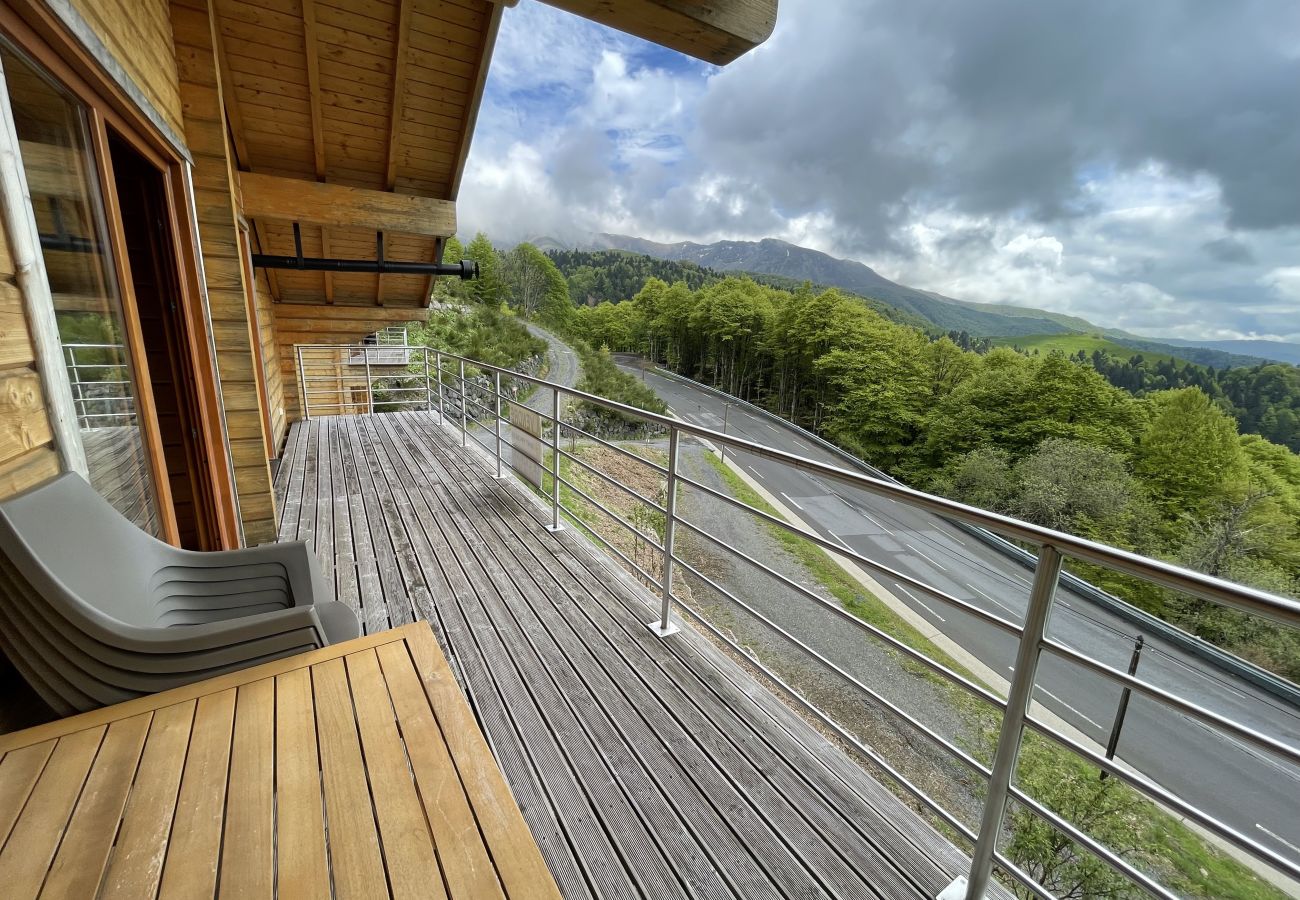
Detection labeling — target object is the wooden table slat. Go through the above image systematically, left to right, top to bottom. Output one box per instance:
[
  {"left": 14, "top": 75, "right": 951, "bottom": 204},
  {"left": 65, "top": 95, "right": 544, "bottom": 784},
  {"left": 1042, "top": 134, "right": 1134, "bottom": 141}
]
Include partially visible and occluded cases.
[
  {"left": 0, "top": 619, "right": 563, "bottom": 900},
  {"left": 346, "top": 648, "right": 448, "bottom": 900},
  {"left": 312, "top": 656, "right": 390, "bottom": 900},
  {"left": 274, "top": 668, "right": 331, "bottom": 900},
  {"left": 220, "top": 678, "right": 276, "bottom": 899},
  {"left": 157, "top": 690, "right": 236, "bottom": 900},
  {"left": 98, "top": 701, "right": 196, "bottom": 900},
  {"left": 41, "top": 713, "right": 152, "bottom": 899},
  {"left": 0, "top": 724, "right": 106, "bottom": 897},
  {"left": 0, "top": 739, "right": 56, "bottom": 848}
]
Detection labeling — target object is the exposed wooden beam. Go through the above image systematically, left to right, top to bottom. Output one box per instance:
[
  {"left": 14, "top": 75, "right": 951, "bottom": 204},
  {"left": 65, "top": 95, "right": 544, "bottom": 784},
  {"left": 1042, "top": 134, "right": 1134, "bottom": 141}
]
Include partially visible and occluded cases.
[
  {"left": 301, "top": 0, "right": 334, "bottom": 305},
  {"left": 379, "top": 0, "right": 414, "bottom": 307},
  {"left": 539, "top": 0, "right": 777, "bottom": 65},
  {"left": 209, "top": 7, "right": 250, "bottom": 169},
  {"left": 239, "top": 172, "right": 456, "bottom": 237}
]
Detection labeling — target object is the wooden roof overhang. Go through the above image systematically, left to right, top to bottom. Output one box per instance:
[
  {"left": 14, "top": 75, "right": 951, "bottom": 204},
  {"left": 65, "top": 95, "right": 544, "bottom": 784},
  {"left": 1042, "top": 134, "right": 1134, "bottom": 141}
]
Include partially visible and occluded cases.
[
  {"left": 213, "top": 0, "right": 777, "bottom": 309},
  {"left": 213, "top": 0, "right": 501, "bottom": 309}
]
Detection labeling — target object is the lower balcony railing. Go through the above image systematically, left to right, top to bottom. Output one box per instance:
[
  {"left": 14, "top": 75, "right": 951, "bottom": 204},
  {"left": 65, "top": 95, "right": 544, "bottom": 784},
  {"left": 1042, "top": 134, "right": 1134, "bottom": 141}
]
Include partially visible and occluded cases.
[{"left": 295, "top": 341, "right": 1300, "bottom": 900}]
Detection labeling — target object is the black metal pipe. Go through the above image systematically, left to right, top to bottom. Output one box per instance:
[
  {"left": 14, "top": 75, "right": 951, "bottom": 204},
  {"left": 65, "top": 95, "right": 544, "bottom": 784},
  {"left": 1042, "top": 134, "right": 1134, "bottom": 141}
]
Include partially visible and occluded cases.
[{"left": 251, "top": 254, "right": 479, "bottom": 279}]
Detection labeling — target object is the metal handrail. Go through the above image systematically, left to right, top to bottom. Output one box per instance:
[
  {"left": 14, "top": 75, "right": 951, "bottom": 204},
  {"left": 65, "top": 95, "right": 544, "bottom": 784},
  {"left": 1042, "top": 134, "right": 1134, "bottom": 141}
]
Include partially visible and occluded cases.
[
  {"left": 294, "top": 340, "right": 1300, "bottom": 898},
  {"left": 63, "top": 343, "right": 135, "bottom": 429}
]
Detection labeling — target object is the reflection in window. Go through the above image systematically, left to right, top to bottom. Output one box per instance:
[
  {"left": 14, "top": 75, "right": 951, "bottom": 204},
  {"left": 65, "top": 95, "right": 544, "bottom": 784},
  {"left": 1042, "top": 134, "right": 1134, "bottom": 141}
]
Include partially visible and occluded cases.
[{"left": 1, "top": 43, "right": 160, "bottom": 535}]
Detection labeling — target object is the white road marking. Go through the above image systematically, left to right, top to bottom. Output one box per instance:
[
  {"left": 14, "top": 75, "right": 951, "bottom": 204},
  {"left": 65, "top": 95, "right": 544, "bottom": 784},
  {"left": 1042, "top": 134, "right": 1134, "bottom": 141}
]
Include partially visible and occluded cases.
[
  {"left": 748, "top": 466, "right": 765, "bottom": 481},
  {"left": 779, "top": 491, "right": 805, "bottom": 511},
  {"left": 860, "top": 510, "right": 893, "bottom": 535},
  {"left": 827, "top": 531, "right": 852, "bottom": 550},
  {"left": 905, "top": 543, "right": 947, "bottom": 571},
  {"left": 970, "top": 584, "right": 1017, "bottom": 615},
  {"left": 897, "top": 586, "right": 946, "bottom": 622},
  {"left": 1004, "top": 667, "right": 1103, "bottom": 728},
  {"left": 1037, "top": 687, "right": 1103, "bottom": 729},
  {"left": 1256, "top": 824, "right": 1300, "bottom": 857}
]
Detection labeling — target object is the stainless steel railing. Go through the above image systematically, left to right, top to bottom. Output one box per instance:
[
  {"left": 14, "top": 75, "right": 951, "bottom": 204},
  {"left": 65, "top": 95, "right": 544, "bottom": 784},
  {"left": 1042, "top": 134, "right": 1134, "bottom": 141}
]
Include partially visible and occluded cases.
[
  {"left": 295, "top": 341, "right": 1300, "bottom": 900},
  {"left": 63, "top": 343, "right": 135, "bottom": 429}
]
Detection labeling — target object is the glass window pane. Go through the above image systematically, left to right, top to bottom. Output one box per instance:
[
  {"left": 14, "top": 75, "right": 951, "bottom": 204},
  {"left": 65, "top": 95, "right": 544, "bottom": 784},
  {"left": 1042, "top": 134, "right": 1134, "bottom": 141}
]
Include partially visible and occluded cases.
[{"left": 1, "top": 43, "right": 162, "bottom": 536}]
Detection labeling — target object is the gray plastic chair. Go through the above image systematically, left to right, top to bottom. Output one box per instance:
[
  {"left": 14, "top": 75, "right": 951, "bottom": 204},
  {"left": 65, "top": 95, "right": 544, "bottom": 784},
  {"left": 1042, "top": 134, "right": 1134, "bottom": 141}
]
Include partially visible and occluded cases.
[{"left": 0, "top": 472, "right": 359, "bottom": 716}]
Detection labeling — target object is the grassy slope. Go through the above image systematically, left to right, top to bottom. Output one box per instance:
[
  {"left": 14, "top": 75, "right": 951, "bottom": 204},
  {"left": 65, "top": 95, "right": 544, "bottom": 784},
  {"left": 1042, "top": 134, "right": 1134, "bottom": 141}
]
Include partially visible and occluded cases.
[{"left": 989, "top": 332, "right": 1183, "bottom": 366}]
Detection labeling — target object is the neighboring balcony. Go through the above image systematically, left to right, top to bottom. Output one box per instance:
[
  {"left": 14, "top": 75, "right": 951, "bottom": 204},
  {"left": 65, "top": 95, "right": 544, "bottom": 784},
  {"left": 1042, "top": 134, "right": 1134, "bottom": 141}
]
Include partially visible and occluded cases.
[{"left": 283, "top": 342, "right": 1300, "bottom": 900}]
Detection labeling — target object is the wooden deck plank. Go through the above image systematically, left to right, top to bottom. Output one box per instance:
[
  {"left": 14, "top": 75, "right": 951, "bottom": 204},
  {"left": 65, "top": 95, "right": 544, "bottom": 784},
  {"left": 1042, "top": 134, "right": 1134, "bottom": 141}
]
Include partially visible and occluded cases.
[
  {"left": 330, "top": 408, "right": 361, "bottom": 616},
  {"left": 393, "top": 411, "right": 944, "bottom": 897},
  {"left": 268, "top": 412, "right": 994, "bottom": 900},
  {"left": 372, "top": 414, "right": 737, "bottom": 899},
  {"left": 356, "top": 416, "right": 638, "bottom": 898},
  {"left": 345, "top": 649, "right": 448, "bottom": 900},
  {"left": 312, "top": 656, "right": 389, "bottom": 900},
  {"left": 274, "top": 668, "right": 331, "bottom": 900},
  {"left": 219, "top": 678, "right": 276, "bottom": 899},
  {"left": 157, "top": 690, "right": 236, "bottom": 900},
  {"left": 41, "top": 713, "right": 152, "bottom": 899},
  {"left": 0, "top": 725, "right": 105, "bottom": 897}
]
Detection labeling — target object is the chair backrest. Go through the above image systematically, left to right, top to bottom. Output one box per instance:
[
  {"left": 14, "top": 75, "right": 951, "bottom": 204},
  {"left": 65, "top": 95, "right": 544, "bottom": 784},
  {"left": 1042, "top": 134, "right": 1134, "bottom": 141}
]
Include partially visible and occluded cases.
[{"left": 0, "top": 473, "right": 167, "bottom": 628}]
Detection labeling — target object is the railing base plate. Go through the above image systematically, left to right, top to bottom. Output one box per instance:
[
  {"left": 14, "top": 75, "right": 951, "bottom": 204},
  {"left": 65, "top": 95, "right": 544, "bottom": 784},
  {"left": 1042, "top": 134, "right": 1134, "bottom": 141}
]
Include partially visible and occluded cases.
[
  {"left": 545, "top": 524, "right": 565, "bottom": 533},
  {"left": 647, "top": 620, "right": 680, "bottom": 638},
  {"left": 937, "top": 876, "right": 969, "bottom": 900}
]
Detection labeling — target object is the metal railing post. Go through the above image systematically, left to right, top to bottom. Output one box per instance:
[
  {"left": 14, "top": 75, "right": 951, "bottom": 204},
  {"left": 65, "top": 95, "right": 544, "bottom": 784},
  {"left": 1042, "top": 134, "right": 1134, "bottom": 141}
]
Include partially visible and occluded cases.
[
  {"left": 297, "top": 346, "right": 310, "bottom": 420},
  {"left": 364, "top": 347, "right": 374, "bottom": 414},
  {"left": 423, "top": 349, "right": 433, "bottom": 412},
  {"left": 436, "top": 351, "right": 446, "bottom": 424},
  {"left": 458, "top": 359, "right": 467, "bottom": 447},
  {"left": 493, "top": 369, "right": 504, "bottom": 479},
  {"left": 547, "top": 386, "right": 563, "bottom": 532},
  {"left": 649, "top": 426, "right": 680, "bottom": 637},
  {"left": 958, "top": 543, "right": 1063, "bottom": 900}
]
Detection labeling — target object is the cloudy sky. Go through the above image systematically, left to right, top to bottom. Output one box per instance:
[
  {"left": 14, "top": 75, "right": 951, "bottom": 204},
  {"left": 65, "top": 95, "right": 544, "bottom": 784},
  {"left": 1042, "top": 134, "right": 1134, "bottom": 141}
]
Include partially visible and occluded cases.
[{"left": 458, "top": 0, "right": 1300, "bottom": 343}]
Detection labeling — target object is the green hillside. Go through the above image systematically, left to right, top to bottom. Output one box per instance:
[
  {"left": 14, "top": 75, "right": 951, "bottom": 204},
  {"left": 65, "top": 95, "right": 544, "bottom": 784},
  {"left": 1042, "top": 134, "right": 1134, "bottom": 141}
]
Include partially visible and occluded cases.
[{"left": 990, "top": 333, "right": 1184, "bottom": 366}]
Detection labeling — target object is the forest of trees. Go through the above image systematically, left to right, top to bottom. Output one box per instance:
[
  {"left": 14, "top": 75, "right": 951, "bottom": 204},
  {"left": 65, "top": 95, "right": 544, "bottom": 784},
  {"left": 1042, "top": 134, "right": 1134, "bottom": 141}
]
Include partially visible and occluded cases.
[
  {"left": 442, "top": 234, "right": 1300, "bottom": 677},
  {"left": 548, "top": 249, "right": 718, "bottom": 303}
]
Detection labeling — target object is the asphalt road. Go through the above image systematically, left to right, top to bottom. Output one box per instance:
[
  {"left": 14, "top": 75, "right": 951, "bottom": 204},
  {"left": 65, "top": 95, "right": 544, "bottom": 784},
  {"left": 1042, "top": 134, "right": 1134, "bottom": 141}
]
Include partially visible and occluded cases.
[{"left": 617, "top": 360, "right": 1300, "bottom": 875}]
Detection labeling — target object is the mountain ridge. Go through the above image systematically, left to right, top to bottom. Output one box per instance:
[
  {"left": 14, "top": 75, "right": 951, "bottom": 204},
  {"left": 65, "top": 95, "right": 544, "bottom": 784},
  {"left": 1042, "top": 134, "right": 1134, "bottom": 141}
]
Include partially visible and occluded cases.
[{"left": 567, "top": 232, "right": 1295, "bottom": 369}]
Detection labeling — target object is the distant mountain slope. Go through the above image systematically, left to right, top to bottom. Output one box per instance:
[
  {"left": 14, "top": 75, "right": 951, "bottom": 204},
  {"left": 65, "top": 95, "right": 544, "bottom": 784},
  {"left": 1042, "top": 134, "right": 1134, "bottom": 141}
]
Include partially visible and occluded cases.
[
  {"left": 588, "top": 233, "right": 1290, "bottom": 369},
  {"left": 588, "top": 233, "right": 1074, "bottom": 337},
  {"left": 1154, "top": 338, "right": 1300, "bottom": 367}
]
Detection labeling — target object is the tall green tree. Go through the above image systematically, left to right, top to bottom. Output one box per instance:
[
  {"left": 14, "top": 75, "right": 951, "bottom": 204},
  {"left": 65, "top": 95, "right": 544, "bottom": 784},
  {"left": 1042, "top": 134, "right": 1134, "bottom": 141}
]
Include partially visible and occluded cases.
[
  {"left": 464, "top": 232, "right": 508, "bottom": 307},
  {"left": 1133, "top": 388, "right": 1248, "bottom": 521}
]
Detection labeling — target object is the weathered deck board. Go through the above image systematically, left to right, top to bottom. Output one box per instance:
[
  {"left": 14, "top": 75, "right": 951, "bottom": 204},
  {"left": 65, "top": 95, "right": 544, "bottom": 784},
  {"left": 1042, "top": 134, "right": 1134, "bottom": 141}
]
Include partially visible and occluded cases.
[{"left": 276, "top": 411, "right": 979, "bottom": 899}]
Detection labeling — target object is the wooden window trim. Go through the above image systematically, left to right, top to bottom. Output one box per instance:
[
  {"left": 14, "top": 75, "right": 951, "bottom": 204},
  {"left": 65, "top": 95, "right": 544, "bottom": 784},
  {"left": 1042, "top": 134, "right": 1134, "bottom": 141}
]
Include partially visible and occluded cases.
[{"left": 0, "top": 2, "right": 241, "bottom": 548}]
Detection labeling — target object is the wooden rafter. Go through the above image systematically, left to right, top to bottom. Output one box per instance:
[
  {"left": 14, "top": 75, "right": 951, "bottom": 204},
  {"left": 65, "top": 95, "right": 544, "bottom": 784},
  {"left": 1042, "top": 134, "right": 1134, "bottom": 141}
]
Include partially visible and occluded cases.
[
  {"left": 211, "top": 0, "right": 281, "bottom": 301},
  {"left": 301, "top": 0, "right": 334, "bottom": 305},
  {"left": 379, "top": 0, "right": 415, "bottom": 306},
  {"left": 539, "top": 0, "right": 777, "bottom": 65}
]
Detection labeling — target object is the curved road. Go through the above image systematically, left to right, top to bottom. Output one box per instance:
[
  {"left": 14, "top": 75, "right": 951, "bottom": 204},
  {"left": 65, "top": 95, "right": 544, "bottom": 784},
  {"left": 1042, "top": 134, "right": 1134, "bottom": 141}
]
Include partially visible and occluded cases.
[
  {"left": 524, "top": 322, "right": 581, "bottom": 412},
  {"left": 617, "top": 360, "right": 1300, "bottom": 878}
]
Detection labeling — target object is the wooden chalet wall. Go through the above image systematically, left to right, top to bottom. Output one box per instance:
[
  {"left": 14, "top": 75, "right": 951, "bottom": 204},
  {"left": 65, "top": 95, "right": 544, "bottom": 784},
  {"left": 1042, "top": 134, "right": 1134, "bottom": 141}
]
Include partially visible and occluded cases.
[
  {"left": 66, "top": 0, "right": 185, "bottom": 137},
  {"left": 170, "top": 0, "right": 278, "bottom": 543},
  {"left": 0, "top": 213, "right": 59, "bottom": 499},
  {"left": 250, "top": 267, "right": 286, "bottom": 451}
]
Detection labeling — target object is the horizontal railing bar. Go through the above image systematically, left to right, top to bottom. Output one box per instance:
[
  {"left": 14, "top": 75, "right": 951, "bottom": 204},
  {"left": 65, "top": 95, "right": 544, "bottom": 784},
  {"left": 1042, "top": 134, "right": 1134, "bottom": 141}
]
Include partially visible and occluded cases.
[
  {"left": 294, "top": 341, "right": 1300, "bottom": 626},
  {"left": 556, "top": 422, "right": 671, "bottom": 474},
  {"left": 496, "top": 432, "right": 547, "bottom": 470},
  {"left": 557, "top": 446, "right": 668, "bottom": 514},
  {"left": 676, "top": 471, "right": 1024, "bottom": 638},
  {"left": 557, "top": 474, "right": 667, "bottom": 554},
  {"left": 675, "top": 515, "right": 1008, "bottom": 712},
  {"left": 670, "top": 553, "right": 992, "bottom": 778},
  {"left": 665, "top": 580, "right": 980, "bottom": 846},
  {"left": 1041, "top": 638, "right": 1300, "bottom": 766},
  {"left": 1023, "top": 713, "right": 1300, "bottom": 881},
  {"left": 1006, "top": 785, "right": 1176, "bottom": 900}
]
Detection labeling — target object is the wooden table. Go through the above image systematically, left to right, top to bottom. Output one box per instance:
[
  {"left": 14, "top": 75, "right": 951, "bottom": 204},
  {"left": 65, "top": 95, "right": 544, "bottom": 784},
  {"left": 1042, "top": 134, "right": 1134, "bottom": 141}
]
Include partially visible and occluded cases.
[{"left": 0, "top": 621, "right": 562, "bottom": 900}]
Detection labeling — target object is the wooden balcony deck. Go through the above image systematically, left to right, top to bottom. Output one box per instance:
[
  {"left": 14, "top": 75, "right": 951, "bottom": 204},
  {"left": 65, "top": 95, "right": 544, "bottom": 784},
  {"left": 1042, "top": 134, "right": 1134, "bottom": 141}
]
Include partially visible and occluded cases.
[{"left": 274, "top": 411, "right": 978, "bottom": 900}]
